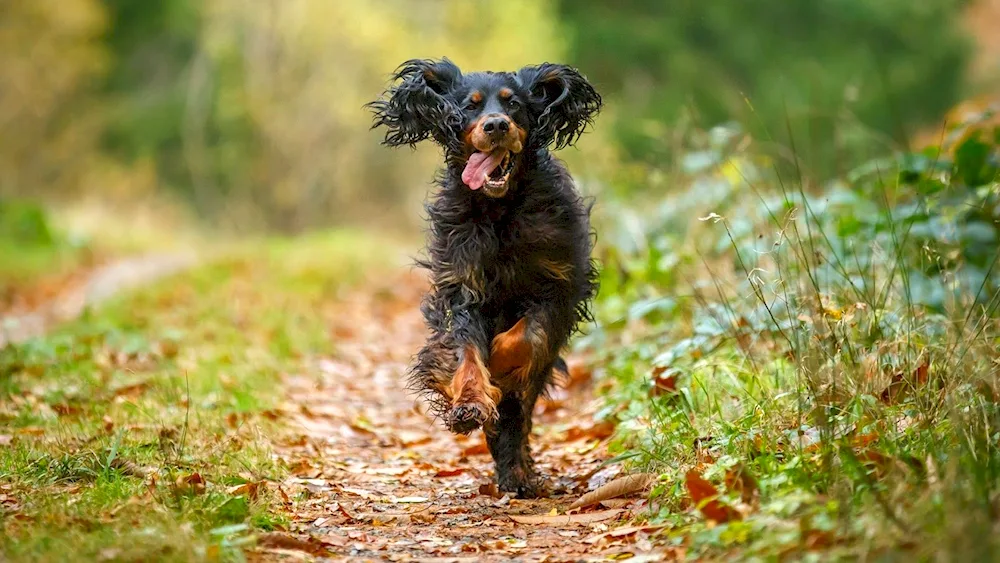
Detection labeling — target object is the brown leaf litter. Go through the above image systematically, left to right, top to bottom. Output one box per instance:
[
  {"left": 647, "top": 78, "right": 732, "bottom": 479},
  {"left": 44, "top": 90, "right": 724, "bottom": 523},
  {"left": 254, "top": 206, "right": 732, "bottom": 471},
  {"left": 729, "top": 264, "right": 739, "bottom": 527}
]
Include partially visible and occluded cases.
[{"left": 261, "top": 271, "right": 671, "bottom": 562}]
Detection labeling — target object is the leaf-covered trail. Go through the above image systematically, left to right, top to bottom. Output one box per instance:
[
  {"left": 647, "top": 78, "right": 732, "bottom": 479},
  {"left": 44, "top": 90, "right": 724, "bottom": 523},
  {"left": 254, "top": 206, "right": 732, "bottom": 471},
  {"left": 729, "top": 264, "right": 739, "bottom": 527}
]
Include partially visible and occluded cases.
[{"left": 261, "top": 270, "right": 661, "bottom": 562}]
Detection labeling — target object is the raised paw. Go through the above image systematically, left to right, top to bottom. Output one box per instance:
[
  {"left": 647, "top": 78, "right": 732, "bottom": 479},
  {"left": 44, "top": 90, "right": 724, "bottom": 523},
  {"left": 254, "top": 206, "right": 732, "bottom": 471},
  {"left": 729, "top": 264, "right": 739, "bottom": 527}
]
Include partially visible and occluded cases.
[
  {"left": 446, "top": 344, "right": 501, "bottom": 434},
  {"left": 446, "top": 402, "right": 490, "bottom": 434}
]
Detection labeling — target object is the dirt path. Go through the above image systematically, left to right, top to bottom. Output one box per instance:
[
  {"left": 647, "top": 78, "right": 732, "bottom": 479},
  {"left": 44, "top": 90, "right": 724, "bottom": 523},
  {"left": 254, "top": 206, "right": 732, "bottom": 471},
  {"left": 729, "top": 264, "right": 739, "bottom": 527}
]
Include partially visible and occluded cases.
[
  {"left": 0, "top": 253, "right": 197, "bottom": 347},
  {"left": 263, "top": 271, "right": 664, "bottom": 562}
]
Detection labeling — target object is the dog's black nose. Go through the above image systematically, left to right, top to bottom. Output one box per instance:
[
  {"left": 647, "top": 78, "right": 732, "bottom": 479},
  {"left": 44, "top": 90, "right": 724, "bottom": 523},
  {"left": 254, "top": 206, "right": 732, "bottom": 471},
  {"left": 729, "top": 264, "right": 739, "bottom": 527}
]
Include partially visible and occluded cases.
[{"left": 482, "top": 116, "right": 510, "bottom": 136}]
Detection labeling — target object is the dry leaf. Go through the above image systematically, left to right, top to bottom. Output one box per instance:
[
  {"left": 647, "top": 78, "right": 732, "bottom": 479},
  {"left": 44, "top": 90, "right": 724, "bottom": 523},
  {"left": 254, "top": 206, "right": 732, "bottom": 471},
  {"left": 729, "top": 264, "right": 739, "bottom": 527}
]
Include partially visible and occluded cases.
[
  {"left": 158, "top": 339, "right": 180, "bottom": 358},
  {"left": 564, "top": 358, "right": 593, "bottom": 388},
  {"left": 880, "top": 360, "right": 930, "bottom": 404},
  {"left": 650, "top": 366, "right": 678, "bottom": 397},
  {"left": 112, "top": 382, "right": 150, "bottom": 400},
  {"left": 51, "top": 403, "right": 82, "bottom": 417},
  {"left": 564, "top": 420, "right": 616, "bottom": 442},
  {"left": 462, "top": 440, "right": 490, "bottom": 457},
  {"left": 724, "top": 463, "right": 759, "bottom": 505},
  {"left": 433, "top": 468, "right": 465, "bottom": 478},
  {"left": 684, "top": 469, "right": 740, "bottom": 523},
  {"left": 173, "top": 473, "right": 206, "bottom": 496},
  {"left": 570, "top": 473, "right": 656, "bottom": 510},
  {"left": 227, "top": 481, "right": 262, "bottom": 501},
  {"left": 478, "top": 483, "right": 503, "bottom": 499},
  {"left": 276, "top": 485, "right": 291, "bottom": 504},
  {"left": 390, "top": 496, "right": 429, "bottom": 504},
  {"left": 509, "top": 509, "right": 623, "bottom": 525},
  {"left": 583, "top": 524, "right": 667, "bottom": 544},
  {"left": 256, "top": 532, "right": 329, "bottom": 556}
]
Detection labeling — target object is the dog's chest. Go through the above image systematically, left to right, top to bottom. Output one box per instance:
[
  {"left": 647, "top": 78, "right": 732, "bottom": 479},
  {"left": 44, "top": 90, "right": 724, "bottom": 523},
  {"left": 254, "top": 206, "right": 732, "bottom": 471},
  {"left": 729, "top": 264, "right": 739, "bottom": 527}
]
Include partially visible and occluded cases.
[{"left": 481, "top": 211, "right": 574, "bottom": 290}]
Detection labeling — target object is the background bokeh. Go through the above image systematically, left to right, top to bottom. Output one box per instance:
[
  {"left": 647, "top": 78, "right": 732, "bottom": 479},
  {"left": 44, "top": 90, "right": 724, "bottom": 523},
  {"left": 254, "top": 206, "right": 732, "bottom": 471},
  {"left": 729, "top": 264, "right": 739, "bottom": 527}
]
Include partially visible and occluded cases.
[{"left": 2, "top": 0, "right": 996, "bottom": 238}]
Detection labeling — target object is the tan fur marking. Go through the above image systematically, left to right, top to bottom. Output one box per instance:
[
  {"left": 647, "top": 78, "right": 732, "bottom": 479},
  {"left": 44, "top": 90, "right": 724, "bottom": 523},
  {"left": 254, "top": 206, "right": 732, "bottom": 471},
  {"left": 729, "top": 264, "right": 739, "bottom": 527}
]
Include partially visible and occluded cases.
[
  {"left": 499, "top": 87, "right": 513, "bottom": 99},
  {"left": 470, "top": 91, "right": 483, "bottom": 103},
  {"left": 464, "top": 114, "right": 525, "bottom": 154},
  {"left": 538, "top": 259, "right": 574, "bottom": 282},
  {"left": 434, "top": 263, "right": 484, "bottom": 297},
  {"left": 489, "top": 318, "right": 549, "bottom": 391},
  {"left": 449, "top": 344, "right": 501, "bottom": 415}
]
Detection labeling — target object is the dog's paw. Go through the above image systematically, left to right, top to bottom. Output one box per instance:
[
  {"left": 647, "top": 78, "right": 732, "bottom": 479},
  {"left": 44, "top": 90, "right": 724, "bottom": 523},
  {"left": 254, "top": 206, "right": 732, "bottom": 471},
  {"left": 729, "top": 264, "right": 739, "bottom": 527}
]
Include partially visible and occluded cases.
[
  {"left": 446, "top": 402, "right": 489, "bottom": 434},
  {"left": 497, "top": 470, "right": 549, "bottom": 499}
]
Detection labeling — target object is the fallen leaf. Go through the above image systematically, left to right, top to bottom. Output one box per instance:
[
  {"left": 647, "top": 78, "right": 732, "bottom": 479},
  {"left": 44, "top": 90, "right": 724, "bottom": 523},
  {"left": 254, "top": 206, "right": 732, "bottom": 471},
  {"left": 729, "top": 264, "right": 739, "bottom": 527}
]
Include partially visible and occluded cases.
[
  {"left": 158, "top": 339, "right": 180, "bottom": 358},
  {"left": 565, "top": 358, "right": 593, "bottom": 388},
  {"left": 880, "top": 360, "right": 930, "bottom": 404},
  {"left": 915, "top": 361, "right": 930, "bottom": 384},
  {"left": 650, "top": 366, "right": 679, "bottom": 396},
  {"left": 880, "top": 372, "right": 906, "bottom": 403},
  {"left": 112, "top": 382, "right": 150, "bottom": 400},
  {"left": 51, "top": 403, "right": 82, "bottom": 417},
  {"left": 102, "top": 416, "right": 114, "bottom": 433},
  {"left": 564, "top": 420, "right": 616, "bottom": 442},
  {"left": 397, "top": 430, "right": 432, "bottom": 446},
  {"left": 462, "top": 440, "right": 490, "bottom": 457},
  {"left": 724, "top": 463, "right": 759, "bottom": 505},
  {"left": 370, "top": 466, "right": 409, "bottom": 476},
  {"left": 433, "top": 468, "right": 465, "bottom": 478},
  {"left": 685, "top": 469, "right": 740, "bottom": 523},
  {"left": 173, "top": 472, "right": 206, "bottom": 496},
  {"left": 570, "top": 473, "right": 656, "bottom": 510},
  {"left": 227, "top": 481, "right": 262, "bottom": 501},
  {"left": 478, "top": 483, "right": 503, "bottom": 499},
  {"left": 276, "top": 485, "right": 291, "bottom": 504},
  {"left": 340, "top": 486, "right": 374, "bottom": 499},
  {"left": 390, "top": 496, "right": 429, "bottom": 504},
  {"left": 599, "top": 499, "right": 632, "bottom": 509},
  {"left": 332, "top": 502, "right": 358, "bottom": 520},
  {"left": 509, "top": 509, "right": 623, "bottom": 525},
  {"left": 583, "top": 524, "right": 668, "bottom": 544},
  {"left": 802, "top": 528, "right": 836, "bottom": 550},
  {"left": 256, "top": 532, "right": 329, "bottom": 556},
  {"left": 320, "top": 534, "right": 349, "bottom": 547}
]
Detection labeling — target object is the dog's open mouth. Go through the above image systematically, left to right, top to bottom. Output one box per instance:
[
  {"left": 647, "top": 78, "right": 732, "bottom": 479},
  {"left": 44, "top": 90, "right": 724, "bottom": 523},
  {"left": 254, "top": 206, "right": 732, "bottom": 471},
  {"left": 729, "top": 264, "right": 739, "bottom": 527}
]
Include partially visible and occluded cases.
[{"left": 462, "top": 149, "right": 515, "bottom": 194}]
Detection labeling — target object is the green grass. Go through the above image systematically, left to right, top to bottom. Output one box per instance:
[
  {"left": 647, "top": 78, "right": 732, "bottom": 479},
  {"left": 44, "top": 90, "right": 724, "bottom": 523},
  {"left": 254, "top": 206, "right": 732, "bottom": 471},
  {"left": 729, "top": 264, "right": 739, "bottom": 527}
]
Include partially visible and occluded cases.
[
  {"left": 584, "top": 119, "right": 1000, "bottom": 560},
  {"left": 0, "top": 199, "right": 95, "bottom": 295},
  {"left": 0, "top": 230, "right": 403, "bottom": 562}
]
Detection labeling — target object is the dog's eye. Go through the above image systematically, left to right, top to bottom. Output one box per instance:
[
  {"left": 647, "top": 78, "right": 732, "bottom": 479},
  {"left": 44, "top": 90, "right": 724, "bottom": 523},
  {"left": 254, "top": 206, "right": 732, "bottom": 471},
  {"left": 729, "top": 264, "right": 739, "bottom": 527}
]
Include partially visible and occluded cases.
[{"left": 464, "top": 100, "right": 480, "bottom": 111}]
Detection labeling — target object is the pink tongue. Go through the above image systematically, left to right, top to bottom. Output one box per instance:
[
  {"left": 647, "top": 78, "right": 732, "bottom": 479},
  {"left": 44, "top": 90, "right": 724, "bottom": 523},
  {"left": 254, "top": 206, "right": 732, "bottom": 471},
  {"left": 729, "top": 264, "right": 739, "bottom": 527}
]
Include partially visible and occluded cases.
[{"left": 461, "top": 150, "right": 505, "bottom": 190}]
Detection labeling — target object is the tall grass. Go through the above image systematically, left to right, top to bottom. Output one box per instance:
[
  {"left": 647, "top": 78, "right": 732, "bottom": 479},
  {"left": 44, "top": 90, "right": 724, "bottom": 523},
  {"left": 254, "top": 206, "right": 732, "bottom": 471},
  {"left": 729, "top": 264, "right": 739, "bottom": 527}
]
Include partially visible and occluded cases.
[{"left": 586, "top": 107, "right": 1000, "bottom": 559}]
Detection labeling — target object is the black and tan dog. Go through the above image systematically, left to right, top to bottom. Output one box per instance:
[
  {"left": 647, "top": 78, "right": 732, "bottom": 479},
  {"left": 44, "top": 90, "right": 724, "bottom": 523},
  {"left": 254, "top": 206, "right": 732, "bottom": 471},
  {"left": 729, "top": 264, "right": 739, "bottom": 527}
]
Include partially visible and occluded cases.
[{"left": 368, "top": 59, "right": 601, "bottom": 497}]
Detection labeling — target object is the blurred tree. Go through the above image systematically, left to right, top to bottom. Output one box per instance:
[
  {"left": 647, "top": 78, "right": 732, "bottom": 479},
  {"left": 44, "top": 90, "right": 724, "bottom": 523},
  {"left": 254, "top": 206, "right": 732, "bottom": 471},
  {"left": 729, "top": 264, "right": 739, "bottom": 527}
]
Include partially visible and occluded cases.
[
  {"left": 84, "top": 0, "right": 565, "bottom": 232},
  {"left": 98, "top": 0, "right": 201, "bottom": 197},
  {"left": 188, "top": 0, "right": 564, "bottom": 232},
  {"left": 558, "top": 0, "right": 974, "bottom": 177},
  {"left": 0, "top": 1, "right": 107, "bottom": 198}
]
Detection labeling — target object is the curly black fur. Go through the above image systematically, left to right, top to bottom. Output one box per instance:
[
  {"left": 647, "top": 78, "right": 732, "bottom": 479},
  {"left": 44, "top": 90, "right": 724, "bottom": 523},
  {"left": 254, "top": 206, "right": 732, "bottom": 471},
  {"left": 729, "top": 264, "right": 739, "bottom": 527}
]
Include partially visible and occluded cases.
[{"left": 369, "top": 59, "right": 601, "bottom": 498}]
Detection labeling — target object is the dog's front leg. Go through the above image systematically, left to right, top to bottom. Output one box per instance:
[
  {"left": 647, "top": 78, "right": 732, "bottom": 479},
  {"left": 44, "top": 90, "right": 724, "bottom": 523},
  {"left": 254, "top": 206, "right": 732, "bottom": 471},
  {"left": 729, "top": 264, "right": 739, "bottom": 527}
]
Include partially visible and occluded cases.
[{"left": 442, "top": 308, "right": 502, "bottom": 434}]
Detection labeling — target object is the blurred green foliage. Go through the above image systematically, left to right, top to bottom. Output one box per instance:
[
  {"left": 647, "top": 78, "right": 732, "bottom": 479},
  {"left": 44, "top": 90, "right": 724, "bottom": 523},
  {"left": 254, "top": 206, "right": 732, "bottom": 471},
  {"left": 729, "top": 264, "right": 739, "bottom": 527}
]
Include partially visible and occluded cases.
[
  {"left": 0, "top": 0, "right": 986, "bottom": 231},
  {"left": 559, "top": 0, "right": 974, "bottom": 177}
]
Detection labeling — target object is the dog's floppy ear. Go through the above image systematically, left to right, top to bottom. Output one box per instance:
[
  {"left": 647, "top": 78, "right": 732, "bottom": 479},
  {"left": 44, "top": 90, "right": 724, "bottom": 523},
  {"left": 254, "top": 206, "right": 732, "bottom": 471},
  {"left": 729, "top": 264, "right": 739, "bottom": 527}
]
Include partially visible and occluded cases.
[
  {"left": 368, "top": 58, "right": 463, "bottom": 148},
  {"left": 517, "top": 64, "right": 602, "bottom": 150}
]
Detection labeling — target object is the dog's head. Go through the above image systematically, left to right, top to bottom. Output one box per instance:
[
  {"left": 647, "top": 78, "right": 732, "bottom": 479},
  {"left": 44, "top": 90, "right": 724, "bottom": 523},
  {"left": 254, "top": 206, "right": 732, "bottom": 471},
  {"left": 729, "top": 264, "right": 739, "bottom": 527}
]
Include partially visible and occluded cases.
[{"left": 368, "top": 59, "right": 601, "bottom": 198}]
